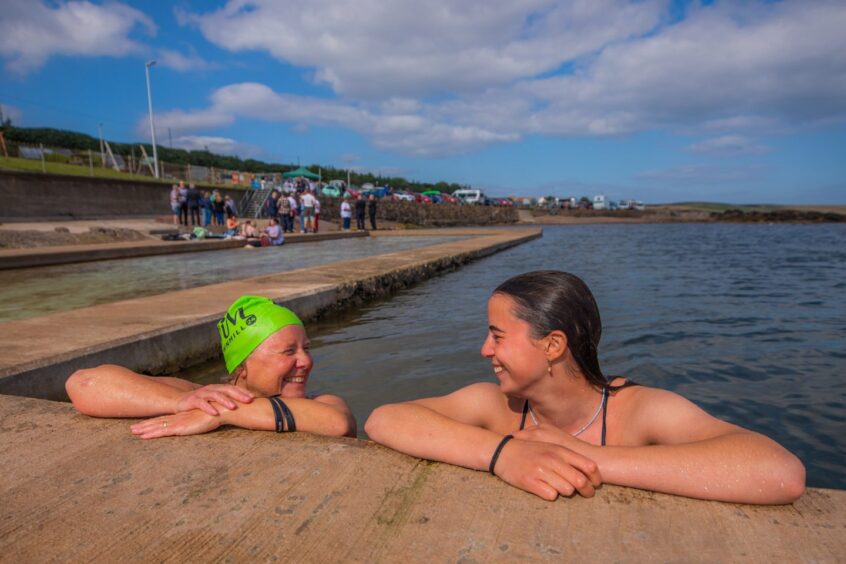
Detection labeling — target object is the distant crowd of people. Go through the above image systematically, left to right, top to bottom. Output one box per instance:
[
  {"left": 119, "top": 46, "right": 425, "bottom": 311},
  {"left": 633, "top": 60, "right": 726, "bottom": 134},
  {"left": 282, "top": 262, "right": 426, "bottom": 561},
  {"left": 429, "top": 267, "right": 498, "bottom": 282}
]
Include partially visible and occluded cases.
[
  {"left": 167, "top": 178, "right": 380, "bottom": 247},
  {"left": 170, "top": 180, "right": 238, "bottom": 228},
  {"left": 264, "top": 189, "right": 321, "bottom": 234}
]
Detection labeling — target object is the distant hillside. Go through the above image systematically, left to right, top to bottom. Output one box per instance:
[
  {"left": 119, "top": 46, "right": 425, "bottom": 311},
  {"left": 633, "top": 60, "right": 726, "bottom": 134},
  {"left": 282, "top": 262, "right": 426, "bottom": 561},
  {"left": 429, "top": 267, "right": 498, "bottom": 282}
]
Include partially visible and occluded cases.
[{"left": 0, "top": 125, "right": 464, "bottom": 193}]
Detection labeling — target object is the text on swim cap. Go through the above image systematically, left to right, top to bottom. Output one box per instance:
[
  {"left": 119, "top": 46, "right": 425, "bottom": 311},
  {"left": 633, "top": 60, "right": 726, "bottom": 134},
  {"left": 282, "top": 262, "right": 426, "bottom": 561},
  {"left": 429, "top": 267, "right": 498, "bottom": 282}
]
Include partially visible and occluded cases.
[{"left": 218, "top": 307, "right": 257, "bottom": 342}]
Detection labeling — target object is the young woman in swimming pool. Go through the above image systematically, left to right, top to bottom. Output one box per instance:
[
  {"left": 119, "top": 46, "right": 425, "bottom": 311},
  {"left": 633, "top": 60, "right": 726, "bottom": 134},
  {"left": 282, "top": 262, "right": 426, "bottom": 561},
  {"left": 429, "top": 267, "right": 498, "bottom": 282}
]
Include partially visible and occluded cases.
[
  {"left": 365, "top": 271, "right": 805, "bottom": 505},
  {"left": 67, "top": 296, "right": 355, "bottom": 439}
]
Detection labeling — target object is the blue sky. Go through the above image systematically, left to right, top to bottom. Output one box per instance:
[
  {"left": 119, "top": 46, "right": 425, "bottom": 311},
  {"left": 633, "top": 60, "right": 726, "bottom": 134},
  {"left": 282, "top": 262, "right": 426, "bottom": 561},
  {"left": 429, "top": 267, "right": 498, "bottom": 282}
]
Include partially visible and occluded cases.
[{"left": 1, "top": 0, "right": 845, "bottom": 203}]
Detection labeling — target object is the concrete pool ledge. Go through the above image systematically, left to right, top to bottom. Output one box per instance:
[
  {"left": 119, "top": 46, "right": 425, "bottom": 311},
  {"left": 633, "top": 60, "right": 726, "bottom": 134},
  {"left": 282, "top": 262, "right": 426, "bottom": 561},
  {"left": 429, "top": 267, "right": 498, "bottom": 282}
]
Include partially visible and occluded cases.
[
  {"left": 0, "top": 228, "right": 541, "bottom": 399},
  {"left": 0, "top": 230, "right": 369, "bottom": 270},
  {"left": 0, "top": 394, "right": 843, "bottom": 562}
]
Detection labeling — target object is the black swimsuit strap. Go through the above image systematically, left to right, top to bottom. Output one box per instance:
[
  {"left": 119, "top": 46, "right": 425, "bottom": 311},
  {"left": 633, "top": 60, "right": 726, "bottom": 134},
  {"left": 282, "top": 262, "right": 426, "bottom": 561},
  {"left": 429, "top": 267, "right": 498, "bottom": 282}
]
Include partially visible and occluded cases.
[
  {"left": 601, "top": 378, "right": 640, "bottom": 446},
  {"left": 519, "top": 400, "right": 529, "bottom": 431}
]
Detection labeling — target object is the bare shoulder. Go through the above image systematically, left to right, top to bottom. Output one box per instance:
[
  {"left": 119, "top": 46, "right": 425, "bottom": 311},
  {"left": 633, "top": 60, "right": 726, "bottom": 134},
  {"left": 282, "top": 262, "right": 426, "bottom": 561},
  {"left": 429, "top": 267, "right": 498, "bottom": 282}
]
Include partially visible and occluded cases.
[{"left": 620, "top": 383, "right": 741, "bottom": 445}]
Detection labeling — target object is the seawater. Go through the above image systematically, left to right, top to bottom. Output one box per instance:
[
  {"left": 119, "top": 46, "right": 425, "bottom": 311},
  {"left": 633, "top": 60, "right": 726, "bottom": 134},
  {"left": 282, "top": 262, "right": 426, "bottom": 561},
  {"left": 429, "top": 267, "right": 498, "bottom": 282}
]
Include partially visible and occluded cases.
[{"left": 187, "top": 223, "right": 845, "bottom": 489}]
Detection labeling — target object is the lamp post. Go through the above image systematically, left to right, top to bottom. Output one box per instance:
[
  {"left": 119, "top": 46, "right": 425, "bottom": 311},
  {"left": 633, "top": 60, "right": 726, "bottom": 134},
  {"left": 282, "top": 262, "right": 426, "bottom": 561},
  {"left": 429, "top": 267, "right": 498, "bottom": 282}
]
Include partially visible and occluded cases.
[{"left": 144, "top": 60, "right": 159, "bottom": 179}]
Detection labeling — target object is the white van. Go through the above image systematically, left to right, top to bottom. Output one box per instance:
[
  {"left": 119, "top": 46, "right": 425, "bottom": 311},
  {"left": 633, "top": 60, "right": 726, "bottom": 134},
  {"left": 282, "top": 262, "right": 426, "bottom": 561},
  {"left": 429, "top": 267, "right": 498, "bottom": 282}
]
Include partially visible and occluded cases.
[
  {"left": 452, "top": 189, "right": 486, "bottom": 205},
  {"left": 593, "top": 194, "right": 607, "bottom": 210}
]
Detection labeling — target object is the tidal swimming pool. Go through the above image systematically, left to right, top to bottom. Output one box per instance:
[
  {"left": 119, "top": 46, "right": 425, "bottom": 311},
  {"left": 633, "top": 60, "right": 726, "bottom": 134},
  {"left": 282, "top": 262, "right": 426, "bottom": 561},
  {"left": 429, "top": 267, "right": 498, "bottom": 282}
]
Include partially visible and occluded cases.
[
  {"left": 183, "top": 223, "right": 846, "bottom": 489},
  {"left": 0, "top": 235, "right": 460, "bottom": 322}
]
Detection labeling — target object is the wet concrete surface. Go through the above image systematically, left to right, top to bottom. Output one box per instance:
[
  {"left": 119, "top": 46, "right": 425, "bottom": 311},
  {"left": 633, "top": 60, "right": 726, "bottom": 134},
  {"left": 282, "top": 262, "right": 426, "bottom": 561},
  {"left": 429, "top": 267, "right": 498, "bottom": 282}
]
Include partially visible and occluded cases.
[{"left": 1, "top": 394, "right": 843, "bottom": 563}]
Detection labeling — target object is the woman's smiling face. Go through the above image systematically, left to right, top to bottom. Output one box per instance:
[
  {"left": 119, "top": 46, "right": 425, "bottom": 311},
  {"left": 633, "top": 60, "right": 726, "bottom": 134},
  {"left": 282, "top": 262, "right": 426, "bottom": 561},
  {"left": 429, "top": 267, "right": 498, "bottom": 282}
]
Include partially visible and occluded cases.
[
  {"left": 481, "top": 293, "right": 549, "bottom": 395},
  {"left": 242, "top": 325, "right": 313, "bottom": 398}
]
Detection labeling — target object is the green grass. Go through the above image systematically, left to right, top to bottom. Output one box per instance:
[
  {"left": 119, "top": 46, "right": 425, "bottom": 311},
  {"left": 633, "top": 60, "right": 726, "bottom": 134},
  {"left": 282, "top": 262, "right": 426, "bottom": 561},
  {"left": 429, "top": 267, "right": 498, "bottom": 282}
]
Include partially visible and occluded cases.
[{"left": 0, "top": 156, "right": 234, "bottom": 190}]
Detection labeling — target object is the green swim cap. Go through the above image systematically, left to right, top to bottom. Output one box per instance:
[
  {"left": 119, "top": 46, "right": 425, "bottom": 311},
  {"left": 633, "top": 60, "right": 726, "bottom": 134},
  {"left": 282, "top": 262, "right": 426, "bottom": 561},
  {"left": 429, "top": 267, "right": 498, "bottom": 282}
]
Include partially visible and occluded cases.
[{"left": 218, "top": 296, "right": 303, "bottom": 374}]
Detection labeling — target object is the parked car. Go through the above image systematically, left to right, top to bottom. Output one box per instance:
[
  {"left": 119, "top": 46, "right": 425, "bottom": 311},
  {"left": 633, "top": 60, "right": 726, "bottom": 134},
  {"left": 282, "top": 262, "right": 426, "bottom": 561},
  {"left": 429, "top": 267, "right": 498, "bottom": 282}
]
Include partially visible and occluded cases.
[
  {"left": 321, "top": 185, "right": 342, "bottom": 198},
  {"left": 361, "top": 186, "right": 389, "bottom": 199},
  {"left": 452, "top": 189, "right": 487, "bottom": 205},
  {"left": 392, "top": 191, "right": 415, "bottom": 202},
  {"left": 414, "top": 193, "right": 432, "bottom": 204},
  {"left": 439, "top": 193, "right": 458, "bottom": 204}
]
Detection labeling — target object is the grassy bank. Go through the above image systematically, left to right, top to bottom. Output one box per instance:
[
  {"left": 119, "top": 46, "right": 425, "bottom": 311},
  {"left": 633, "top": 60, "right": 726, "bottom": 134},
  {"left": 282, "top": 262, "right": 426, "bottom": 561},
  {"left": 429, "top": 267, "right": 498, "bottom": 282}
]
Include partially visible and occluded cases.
[{"left": 0, "top": 156, "right": 223, "bottom": 189}]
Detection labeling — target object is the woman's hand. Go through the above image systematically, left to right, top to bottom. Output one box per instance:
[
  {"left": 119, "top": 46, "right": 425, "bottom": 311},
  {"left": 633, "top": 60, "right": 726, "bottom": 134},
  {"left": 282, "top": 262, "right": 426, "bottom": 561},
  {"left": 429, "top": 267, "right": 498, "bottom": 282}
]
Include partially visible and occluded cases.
[
  {"left": 175, "top": 385, "right": 254, "bottom": 416},
  {"left": 130, "top": 410, "right": 223, "bottom": 439},
  {"left": 493, "top": 437, "right": 602, "bottom": 501}
]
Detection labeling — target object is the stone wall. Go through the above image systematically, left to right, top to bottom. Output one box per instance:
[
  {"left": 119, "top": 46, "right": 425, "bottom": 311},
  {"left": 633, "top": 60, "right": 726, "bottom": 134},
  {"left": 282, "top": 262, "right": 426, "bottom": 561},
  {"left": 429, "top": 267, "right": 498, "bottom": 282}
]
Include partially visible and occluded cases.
[
  {"left": 0, "top": 170, "right": 246, "bottom": 221},
  {"left": 319, "top": 198, "right": 518, "bottom": 226}
]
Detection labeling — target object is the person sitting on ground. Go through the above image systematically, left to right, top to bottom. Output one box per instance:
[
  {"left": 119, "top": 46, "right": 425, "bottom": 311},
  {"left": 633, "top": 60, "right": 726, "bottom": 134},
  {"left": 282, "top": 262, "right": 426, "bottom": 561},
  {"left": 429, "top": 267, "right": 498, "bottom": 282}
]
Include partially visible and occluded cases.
[
  {"left": 225, "top": 215, "right": 239, "bottom": 237},
  {"left": 264, "top": 218, "right": 284, "bottom": 246},
  {"left": 239, "top": 220, "right": 262, "bottom": 248},
  {"left": 241, "top": 220, "right": 259, "bottom": 239},
  {"left": 365, "top": 270, "right": 806, "bottom": 505},
  {"left": 66, "top": 296, "right": 356, "bottom": 439}
]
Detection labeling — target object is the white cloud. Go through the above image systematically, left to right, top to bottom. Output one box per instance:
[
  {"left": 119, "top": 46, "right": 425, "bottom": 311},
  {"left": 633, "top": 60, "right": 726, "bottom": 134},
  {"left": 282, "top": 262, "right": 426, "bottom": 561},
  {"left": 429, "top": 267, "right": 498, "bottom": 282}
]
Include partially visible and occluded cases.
[
  {"left": 0, "top": 0, "right": 155, "bottom": 74},
  {"left": 181, "top": 0, "right": 664, "bottom": 97},
  {"left": 507, "top": 0, "right": 846, "bottom": 137},
  {"left": 163, "top": 1, "right": 846, "bottom": 157},
  {"left": 156, "top": 48, "right": 216, "bottom": 72},
  {"left": 138, "top": 82, "right": 516, "bottom": 156},
  {"left": 0, "top": 103, "right": 23, "bottom": 124},
  {"left": 143, "top": 108, "right": 234, "bottom": 138},
  {"left": 172, "top": 135, "right": 258, "bottom": 157},
  {"left": 686, "top": 135, "right": 772, "bottom": 157}
]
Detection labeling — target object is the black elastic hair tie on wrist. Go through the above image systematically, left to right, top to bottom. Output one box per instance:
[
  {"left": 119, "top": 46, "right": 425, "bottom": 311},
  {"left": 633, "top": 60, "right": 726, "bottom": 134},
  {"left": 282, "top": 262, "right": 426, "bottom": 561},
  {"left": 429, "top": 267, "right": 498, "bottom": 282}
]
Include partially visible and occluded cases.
[
  {"left": 268, "top": 397, "right": 284, "bottom": 433},
  {"left": 278, "top": 398, "right": 296, "bottom": 432},
  {"left": 489, "top": 434, "right": 514, "bottom": 475}
]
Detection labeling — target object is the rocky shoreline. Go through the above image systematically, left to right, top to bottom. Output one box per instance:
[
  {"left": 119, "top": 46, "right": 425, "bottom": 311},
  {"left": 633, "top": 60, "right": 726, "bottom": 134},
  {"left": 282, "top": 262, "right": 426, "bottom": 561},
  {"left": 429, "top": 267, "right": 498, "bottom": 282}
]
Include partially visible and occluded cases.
[{"left": 528, "top": 207, "right": 845, "bottom": 224}]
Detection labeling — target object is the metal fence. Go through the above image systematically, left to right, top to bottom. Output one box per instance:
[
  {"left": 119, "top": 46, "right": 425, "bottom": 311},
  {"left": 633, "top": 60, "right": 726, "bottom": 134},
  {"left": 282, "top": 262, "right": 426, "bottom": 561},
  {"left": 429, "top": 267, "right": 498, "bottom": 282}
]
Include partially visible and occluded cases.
[{"left": 4, "top": 141, "right": 285, "bottom": 188}]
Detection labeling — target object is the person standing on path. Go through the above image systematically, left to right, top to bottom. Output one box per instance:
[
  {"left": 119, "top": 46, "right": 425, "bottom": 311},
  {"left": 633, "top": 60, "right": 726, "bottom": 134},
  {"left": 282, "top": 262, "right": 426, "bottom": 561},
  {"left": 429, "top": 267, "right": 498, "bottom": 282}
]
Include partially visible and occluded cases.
[
  {"left": 178, "top": 181, "right": 189, "bottom": 226},
  {"left": 169, "top": 184, "right": 180, "bottom": 226},
  {"left": 186, "top": 184, "right": 201, "bottom": 226},
  {"left": 301, "top": 189, "right": 316, "bottom": 233},
  {"left": 212, "top": 190, "right": 225, "bottom": 226},
  {"left": 200, "top": 191, "right": 213, "bottom": 226},
  {"left": 266, "top": 191, "right": 279, "bottom": 222},
  {"left": 278, "top": 192, "right": 291, "bottom": 233},
  {"left": 355, "top": 194, "right": 366, "bottom": 231},
  {"left": 368, "top": 194, "right": 378, "bottom": 230},
  {"left": 313, "top": 195, "right": 321, "bottom": 233},
  {"left": 340, "top": 198, "right": 352, "bottom": 231}
]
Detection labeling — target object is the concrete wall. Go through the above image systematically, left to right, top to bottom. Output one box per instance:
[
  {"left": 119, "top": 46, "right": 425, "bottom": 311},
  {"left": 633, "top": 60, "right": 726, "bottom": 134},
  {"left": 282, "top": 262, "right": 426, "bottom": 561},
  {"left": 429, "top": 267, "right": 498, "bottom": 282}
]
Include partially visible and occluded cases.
[
  {"left": 0, "top": 170, "right": 246, "bottom": 221},
  {"left": 0, "top": 170, "right": 518, "bottom": 225}
]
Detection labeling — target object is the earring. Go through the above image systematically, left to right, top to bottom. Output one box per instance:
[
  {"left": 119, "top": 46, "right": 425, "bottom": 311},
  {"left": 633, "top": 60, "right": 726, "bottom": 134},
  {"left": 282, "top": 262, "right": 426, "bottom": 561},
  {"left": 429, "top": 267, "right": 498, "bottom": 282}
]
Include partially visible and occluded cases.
[{"left": 547, "top": 359, "right": 553, "bottom": 377}]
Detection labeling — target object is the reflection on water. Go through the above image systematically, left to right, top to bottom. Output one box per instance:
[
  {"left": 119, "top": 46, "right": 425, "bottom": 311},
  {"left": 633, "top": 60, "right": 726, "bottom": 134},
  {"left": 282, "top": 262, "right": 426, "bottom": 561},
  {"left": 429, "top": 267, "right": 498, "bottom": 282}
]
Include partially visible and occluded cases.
[
  {"left": 186, "top": 224, "right": 845, "bottom": 489},
  {"left": 0, "top": 236, "right": 458, "bottom": 322}
]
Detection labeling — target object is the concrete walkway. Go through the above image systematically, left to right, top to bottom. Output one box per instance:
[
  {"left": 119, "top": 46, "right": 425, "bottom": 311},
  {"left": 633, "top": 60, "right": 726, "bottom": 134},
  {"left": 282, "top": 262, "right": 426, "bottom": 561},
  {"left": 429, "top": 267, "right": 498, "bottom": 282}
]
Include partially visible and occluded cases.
[
  {"left": 0, "top": 228, "right": 541, "bottom": 399},
  {"left": 0, "top": 230, "right": 368, "bottom": 270},
  {"left": 1, "top": 394, "right": 842, "bottom": 562}
]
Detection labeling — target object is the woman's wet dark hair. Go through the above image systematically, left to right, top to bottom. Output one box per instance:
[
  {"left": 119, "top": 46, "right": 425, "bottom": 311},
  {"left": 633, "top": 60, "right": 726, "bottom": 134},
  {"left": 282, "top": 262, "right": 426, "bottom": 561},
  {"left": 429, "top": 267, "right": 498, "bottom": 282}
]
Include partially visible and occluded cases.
[{"left": 494, "top": 270, "right": 608, "bottom": 389}]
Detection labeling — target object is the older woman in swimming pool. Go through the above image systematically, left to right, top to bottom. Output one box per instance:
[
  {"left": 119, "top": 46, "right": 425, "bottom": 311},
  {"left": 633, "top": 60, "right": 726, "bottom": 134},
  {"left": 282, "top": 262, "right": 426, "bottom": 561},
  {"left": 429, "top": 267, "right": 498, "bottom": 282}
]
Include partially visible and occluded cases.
[
  {"left": 366, "top": 270, "right": 805, "bottom": 505},
  {"left": 67, "top": 296, "right": 355, "bottom": 438}
]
